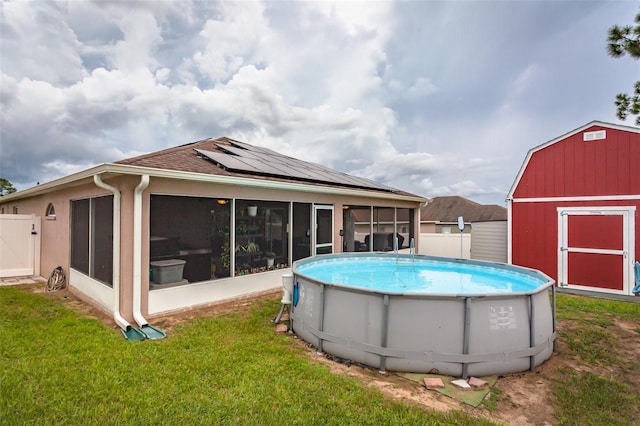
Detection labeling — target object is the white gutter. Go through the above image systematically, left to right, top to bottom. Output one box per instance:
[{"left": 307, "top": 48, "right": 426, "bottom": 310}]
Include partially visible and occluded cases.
[
  {"left": 2, "top": 162, "right": 426, "bottom": 204},
  {"left": 93, "top": 174, "right": 131, "bottom": 332},
  {"left": 132, "top": 175, "right": 150, "bottom": 327}
]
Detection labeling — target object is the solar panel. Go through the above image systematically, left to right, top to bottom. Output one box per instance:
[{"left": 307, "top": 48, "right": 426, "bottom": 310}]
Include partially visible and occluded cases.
[
  {"left": 196, "top": 142, "right": 394, "bottom": 192},
  {"left": 195, "top": 149, "right": 263, "bottom": 173}
]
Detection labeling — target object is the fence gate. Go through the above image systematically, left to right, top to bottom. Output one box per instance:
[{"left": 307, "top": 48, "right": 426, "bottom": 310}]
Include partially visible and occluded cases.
[{"left": 0, "top": 214, "right": 41, "bottom": 278}]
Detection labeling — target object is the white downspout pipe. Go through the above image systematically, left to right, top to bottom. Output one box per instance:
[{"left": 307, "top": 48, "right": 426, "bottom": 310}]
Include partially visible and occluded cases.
[
  {"left": 93, "top": 174, "right": 131, "bottom": 331},
  {"left": 132, "top": 175, "right": 150, "bottom": 327}
]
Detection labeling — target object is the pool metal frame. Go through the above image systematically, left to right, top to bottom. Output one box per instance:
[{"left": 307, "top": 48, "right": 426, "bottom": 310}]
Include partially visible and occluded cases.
[{"left": 291, "top": 253, "right": 556, "bottom": 378}]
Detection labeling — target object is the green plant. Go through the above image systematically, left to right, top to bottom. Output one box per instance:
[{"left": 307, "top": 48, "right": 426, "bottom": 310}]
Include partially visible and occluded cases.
[
  {"left": 265, "top": 251, "right": 276, "bottom": 259},
  {"left": 482, "top": 386, "right": 502, "bottom": 411}
]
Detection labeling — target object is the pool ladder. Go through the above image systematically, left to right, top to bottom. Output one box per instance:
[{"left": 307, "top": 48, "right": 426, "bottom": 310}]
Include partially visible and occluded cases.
[{"left": 394, "top": 237, "right": 416, "bottom": 267}]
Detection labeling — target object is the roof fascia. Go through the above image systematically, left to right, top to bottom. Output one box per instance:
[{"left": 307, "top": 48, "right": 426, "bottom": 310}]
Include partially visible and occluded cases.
[
  {"left": 506, "top": 120, "right": 640, "bottom": 200},
  {"left": 3, "top": 163, "right": 426, "bottom": 204},
  {"left": 0, "top": 164, "right": 109, "bottom": 202}
]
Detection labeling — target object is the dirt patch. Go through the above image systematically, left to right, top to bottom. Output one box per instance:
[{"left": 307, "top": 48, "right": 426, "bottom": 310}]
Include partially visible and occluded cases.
[{"left": 23, "top": 284, "right": 640, "bottom": 425}]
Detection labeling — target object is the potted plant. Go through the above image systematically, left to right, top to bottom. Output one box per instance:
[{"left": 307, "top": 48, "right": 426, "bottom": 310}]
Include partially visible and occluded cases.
[{"left": 265, "top": 251, "right": 276, "bottom": 267}]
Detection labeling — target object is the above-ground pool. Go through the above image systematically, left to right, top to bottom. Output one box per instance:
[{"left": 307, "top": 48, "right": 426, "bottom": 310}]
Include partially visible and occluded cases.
[{"left": 291, "top": 253, "right": 556, "bottom": 378}]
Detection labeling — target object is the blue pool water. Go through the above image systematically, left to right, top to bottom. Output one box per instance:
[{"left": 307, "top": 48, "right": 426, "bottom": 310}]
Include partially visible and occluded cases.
[{"left": 295, "top": 255, "right": 546, "bottom": 295}]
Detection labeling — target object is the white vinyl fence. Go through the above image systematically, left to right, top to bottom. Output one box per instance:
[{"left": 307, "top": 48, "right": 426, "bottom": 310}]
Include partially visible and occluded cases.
[
  {"left": 0, "top": 214, "right": 41, "bottom": 278},
  {"left": 419, "top": 233, "right": 471, "bottom": 259}
]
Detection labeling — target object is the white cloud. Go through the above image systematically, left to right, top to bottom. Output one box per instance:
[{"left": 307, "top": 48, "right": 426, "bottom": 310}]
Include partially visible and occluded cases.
[{"left": 1, "top": 0, "right": 638, "bottom": 205}]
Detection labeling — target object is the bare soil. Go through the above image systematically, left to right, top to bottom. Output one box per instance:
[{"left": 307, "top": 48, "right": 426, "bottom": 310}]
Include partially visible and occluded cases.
[{"left": 31, "top": 285, "right": 640, "bottom": 426}]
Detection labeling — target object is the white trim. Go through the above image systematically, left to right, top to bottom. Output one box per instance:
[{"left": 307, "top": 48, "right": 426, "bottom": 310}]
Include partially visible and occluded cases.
[
  {"left": 507, "top": 120, "right": 640, "bottom": 199},
  {"left": 2, "top": 163, "right": 426, "bottom": 204},
  {"left": 93, "top": 174, "right": 130, "bottom": 331},
  {"left": 132, "top": 175, "right": 150, "bottom": 327},
  {"left": 511, "top": 194, "right": 640, "bottom": 203},
  {"left": 507, "top": 199, "right": 513, "bottom": 264},
  {"left": 313, "top": 204, "right": 334, "bottom": 255},
  {"left": 557, "top": 205, "right": 636, "bottom": 214},
  {"left": 566, "top": 247, "right": 625, "bottom": 256},
  {"left": 69, "top": 268, "right": 113, "bottom": 312},
  {"left": 148, "top": 269, "right": 285, "bottom": 315},
  {"left": 560, "top": 283, "right": 629, "bottom": 296}
]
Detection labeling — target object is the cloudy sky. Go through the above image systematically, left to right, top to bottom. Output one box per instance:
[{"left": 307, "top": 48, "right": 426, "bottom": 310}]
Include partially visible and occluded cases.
[{"left": 1, "top": 1, "right": 638, "bottom": 205}]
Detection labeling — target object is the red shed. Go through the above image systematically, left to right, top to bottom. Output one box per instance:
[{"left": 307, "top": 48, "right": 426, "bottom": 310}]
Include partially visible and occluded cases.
[{"left": 507, "top": 121, "right": 640, "bottom": 296}]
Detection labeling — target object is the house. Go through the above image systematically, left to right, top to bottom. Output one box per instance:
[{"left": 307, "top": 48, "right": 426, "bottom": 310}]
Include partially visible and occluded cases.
[
  {"left": 507, "top": 121, "right": 640, "bottom": 296},
  {"left": 0, "top": 137, "right": 426, "bottom": 333},
  {"left": 419, "top": 196, "right": 506, "bottom": 234}
]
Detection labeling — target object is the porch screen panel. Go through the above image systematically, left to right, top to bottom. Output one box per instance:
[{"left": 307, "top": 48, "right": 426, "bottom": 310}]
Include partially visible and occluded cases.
[
  {"left": 92, "top": 196, "right": 113, "bottom": 285},
  {"left": 71, "top": 199, "right": 90, "bottom": 275},
  {"left": 292, "top": 203, "right": 311, "bottom": 261},
  {"left": 342, "top": 206, "right": 370, "bottom": 252},
  {"left": 372, "top": 207, "right": 395, "bottom": 251},
  {"left": 396, "top": 208, "right": 414, "bottom": 250}
]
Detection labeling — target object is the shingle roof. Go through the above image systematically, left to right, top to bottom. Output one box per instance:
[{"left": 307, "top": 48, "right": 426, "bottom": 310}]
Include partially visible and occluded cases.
[
  {"left": 116, "top": 137, "right": 421, "bottom": 197},
  {"left": 420, "top": 196, "right": 506, "bottom": 223}
]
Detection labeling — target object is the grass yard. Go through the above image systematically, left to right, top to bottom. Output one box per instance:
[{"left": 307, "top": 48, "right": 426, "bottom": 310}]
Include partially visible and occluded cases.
[
  {"left": 1, "top": 285, "right": 638, "bottom": 425},
  {"left": 0, "top": 286, "right": 492, "bottom": 425}
]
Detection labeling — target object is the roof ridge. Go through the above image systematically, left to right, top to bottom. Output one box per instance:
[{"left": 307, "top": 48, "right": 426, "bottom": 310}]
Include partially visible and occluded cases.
[{"left": 115, "top": 137, "right": 223, "bottom": 164}]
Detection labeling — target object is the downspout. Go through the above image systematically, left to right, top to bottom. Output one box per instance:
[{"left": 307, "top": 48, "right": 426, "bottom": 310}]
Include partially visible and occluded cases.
[
  {"left": 93, "top": 174, "right": 131, "bottom": 332},
  {"left": 132, "top": 175, "right": 150, "bottom": 327}
]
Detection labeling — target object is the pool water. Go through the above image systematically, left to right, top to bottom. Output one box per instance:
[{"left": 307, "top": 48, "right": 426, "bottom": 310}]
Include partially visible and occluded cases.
[{"left": 295, "top": 256, "right": 546, "bottom": 295}]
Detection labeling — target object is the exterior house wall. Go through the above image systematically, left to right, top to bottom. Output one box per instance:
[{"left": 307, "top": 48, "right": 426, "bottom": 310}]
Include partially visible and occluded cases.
[
  {"left": 509, "top": 122, "right": 640, "bottom": 295},
  {"left": 2, "top": 172, "right": 423, "bottom": 319},
  {"left": 0, "top": 180, "right": 113, "bottom": 286}
]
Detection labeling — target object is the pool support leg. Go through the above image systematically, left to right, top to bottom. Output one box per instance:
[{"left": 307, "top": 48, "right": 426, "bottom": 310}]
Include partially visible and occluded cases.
[
  {"left": 317, "top": 283, "right": 325, "bottom": 354},
  {"left": 552, "top": 285, "right": 557, "bottom": 352},
  {"left": 379, "top": 294, "right": 390, "bottom": 373},
  {"left": 529, "top": 294, "right": 535, "bottom": 372},
  {"left": 462, "top": 297, "right": 471, "bottom": 380}
]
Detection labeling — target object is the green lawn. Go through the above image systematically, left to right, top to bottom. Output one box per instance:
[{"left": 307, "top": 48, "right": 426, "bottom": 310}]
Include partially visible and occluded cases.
[
  {"left": 2, "top": 286, "right": 638, "bottom": 425},
  {"left": 0, "top": 287, "right": 493, "bottom": 425},
  {"left": 552, "top": 292, "right": 640, "bottom": 426}
]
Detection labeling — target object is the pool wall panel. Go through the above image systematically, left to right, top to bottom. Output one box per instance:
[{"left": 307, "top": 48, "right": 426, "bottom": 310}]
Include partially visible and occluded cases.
[
  {"left": 321, "top": 287, "right": 384, "bottom": 368},
  {"left": 386, "top": 296, "right": 465, "bottom": 375}
]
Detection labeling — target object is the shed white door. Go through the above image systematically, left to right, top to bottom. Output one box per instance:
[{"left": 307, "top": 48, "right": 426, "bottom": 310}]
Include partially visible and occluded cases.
[
  {"left": 557, "top": 207, "right": 635, "bottom": 295},
  {"left": 0, "top": 214, "right": 41, "bottom": 278}
]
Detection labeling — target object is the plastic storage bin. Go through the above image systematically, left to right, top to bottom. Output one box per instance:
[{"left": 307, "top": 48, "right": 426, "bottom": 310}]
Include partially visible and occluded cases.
[{"left": 150, "top": 259, "right": 186, "bottom": 284}]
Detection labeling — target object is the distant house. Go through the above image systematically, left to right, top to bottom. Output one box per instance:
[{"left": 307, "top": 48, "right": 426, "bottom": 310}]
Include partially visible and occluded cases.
[
  {"left": 508, "top": 121, "right": 639, "bottom": 296},
  {"left": 0, "top": 137, "right": 425, "bottom": 333},
  {"left": 418, "top": 196, "right": 507, "bottom": 262},
  {"left": 420, "top": 196, "right": 506, "bottom": 233}
]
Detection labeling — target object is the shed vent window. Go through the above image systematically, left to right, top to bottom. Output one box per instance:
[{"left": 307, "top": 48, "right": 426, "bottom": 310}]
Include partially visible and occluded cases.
[{"left": 583, "top": 130, "right": 606, "bottom": 141}]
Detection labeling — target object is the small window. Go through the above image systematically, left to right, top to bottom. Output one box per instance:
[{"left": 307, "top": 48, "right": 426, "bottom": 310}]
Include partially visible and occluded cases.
[
  {"left": 583, "top": 130, "right": 606, "bottom": 141},
  {"left": 46, "top": 203, "right": 56, "bottom": 219}
]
